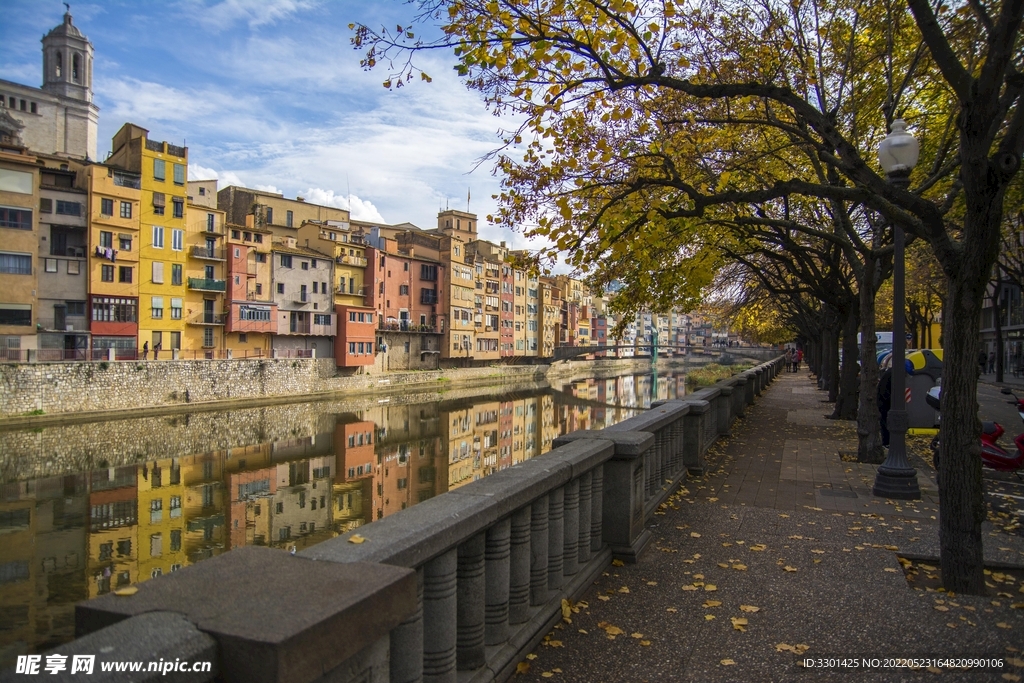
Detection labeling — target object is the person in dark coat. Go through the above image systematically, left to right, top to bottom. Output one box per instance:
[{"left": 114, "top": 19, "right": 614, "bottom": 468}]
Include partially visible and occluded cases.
[{"left": 878, "top": 359, "right": 914, "bottom": 448}]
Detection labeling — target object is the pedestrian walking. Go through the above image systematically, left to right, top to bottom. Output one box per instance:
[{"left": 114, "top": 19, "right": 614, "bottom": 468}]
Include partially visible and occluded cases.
[
  {"left": 142, "top": 341, "right": 148, "bottom": 360},
  {"left": 154, "top": 342, "right": 161, "bottom": 360},
  {"left": 785, "top": 348, "right": 793, "bottom": 372},
  {"left": 794, "top": 348, "right": 803, "bottom": 373},
  {"left": 979, "top": 350, "right": 987, "bottom": 375},
  {"left": 988, "top": 351, "right": 996, "bottom": 374}
]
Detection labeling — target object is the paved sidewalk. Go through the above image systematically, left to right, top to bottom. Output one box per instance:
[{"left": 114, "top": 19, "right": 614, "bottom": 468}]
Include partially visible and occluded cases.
[{"left": 514, "top": 372, "right": 1024, "bottom": 682}]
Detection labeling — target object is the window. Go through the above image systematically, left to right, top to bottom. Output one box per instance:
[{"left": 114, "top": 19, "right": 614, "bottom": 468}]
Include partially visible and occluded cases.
[
  {"left": 153, "top": 159, "right": 166, "bottom": 181},
  {"left": 173, "top": 164, "right": 185, "bottom": 185},
  {"left": 0, "top": 169, "right": 33, "bottom": 194},
  {"left": 152, "top": 192, "right": 165, "bottom": 215},
  {"left": 40, "top": 198, "right": 52, "bottom": 213},
  {"left": 172, "top": 198, "right": 184, "bottom": 218},
  {"left": 55, "top": 200, "right": 80, "bottom": 216},
  {"left": 120, "top": 201, "right": 132, "bottom": 218},
  {"left": 0, "top": 207, "right": 32, "bottom": 230},
  {"left": 266, "top": 207, "right": 273, "bottom": 224},
  {"left": 286, "top": 210, "right": 293, "bottom": 227},
  {"left": 206, "top": 213, "right": 215, "bottom": 231},
  {"left": 152, "top": 226, "right": 164, "bottom": 248},
  {"left": 171, "top": 229, "right": 183, "bottom": 251},
  {"left": 231, "top": 229, "right": 240, "bottom": 239},
  {"left": 99, "top": 231, "right": 112, "bottom": 248},
  {"left": 254, "top": 233, "right": 263, "bottom": 243},
  {"left": 119, "top": 236, "right": 132, "bottom": 251},
  {"left": 0, "top": 253, "right": 31, "bottom": 274},
  {"left": 256, "top": 253, "right": 267, "bottom": 263},
  {"left": 280, "top": 254, "right": 292, "bottom": 268},
  {"left": 45, "top": 258, "right": 57, "bottom": 273},
  {"left": 67, "top": 261, "right": 80, "bottom": 275},
  {"left": 301, "top": 261, "right": 309, "bottom": 270},
  {"left": 171, "top": 264, "right": 182, "bottom": 286},
  {"left": 421, "top": 264, "right": 438, "bottom": 281},
  {"left": 101, "top": 265, "right": 114, "bottom": 282},
  {"left": 118, "top": 266, "right": 132, "bottom": 283},
  {"left": 312, "top": 282, "right": 318, "bottom": 294},
  {"left": 255, "top": 283, "right": 262, "bottom": 295},
  {"left": 277, "top": 283, "right": 284, "bottom": 294},
  {"left": 300, "top": 284, "right": 307, "bottom": 302},
  {"left": 399, "top": 284, "right": 409, "bottom": 295},
  {"left": 151, "top": 296, "right": 163, "bottom": 319},
  {"left": 91, "top": 297, "right": 137, "bottom": 322},
  {"left": 170, "top": 298, "right": 182, "bottom": 320},
  {"left": 0, "top": 304, "right": 31, "bottom": 326},
  {"left": 239, "top": 307, "right": 271, "bottom": 321},
  {"left": 314, "top": 314, "right": 330, "bottom": 325},
  {"left": 203, "top": 327, "right": 214, "bottom": 347},
  {"left": 170, "top": 331, "right": 180, "bottom": 349},
  {"left": 238, "top": 333, "right": 247, "bottom": 343},
  {"left": 348, "top": 342, "right": 356, "bottom": 354},
  {"left": 170, "top": 529, "right": 182, "bottom": 551}
]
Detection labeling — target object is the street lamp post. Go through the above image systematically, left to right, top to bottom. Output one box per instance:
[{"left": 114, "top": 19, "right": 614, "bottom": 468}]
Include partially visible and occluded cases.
[{"left": 873, "top": 119, "right": 922, "bottom": 500}]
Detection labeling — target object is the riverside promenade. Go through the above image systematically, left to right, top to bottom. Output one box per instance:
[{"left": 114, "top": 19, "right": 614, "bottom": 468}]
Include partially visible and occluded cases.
[{"left": 514, "top": 371, "right": 1024, "bottom": 682}]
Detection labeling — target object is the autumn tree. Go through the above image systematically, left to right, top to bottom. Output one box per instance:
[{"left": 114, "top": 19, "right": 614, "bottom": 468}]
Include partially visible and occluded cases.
[{"left": 355, "top": 0, "right": 1024, "bottom": 593}]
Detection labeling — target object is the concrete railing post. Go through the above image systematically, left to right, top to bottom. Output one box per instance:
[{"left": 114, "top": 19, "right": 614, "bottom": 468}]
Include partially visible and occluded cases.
[
  {"left": 743, "top": 371, "right": 756, "bottom": 406},
  {"left": 732, "top": 375, "right": 748, "bottom": 417},
  {"left": 718, "top": 386, "right": 734, "bottom": 436},
  {"left": 682, "top": 400, "right": 711, "bottom": 475},
  {"left": 553, "top": 431, "right": 654, "bottom": 563},
  {"left": 589, "top": 466, "right": 604, "bottom": 553},
  {"left": 577, "top": 471, "right": 592, "bottom": 565},
  {"left": 562, "top": 479, "right": 580, "bottom": 578},
  {"left": 546, "top": 487, "right": 565, "bottom": 590},
  {"left": 529, "top": 495, "right": 549, "bottom": 606},
  {"left": 508, "top": 507, "right": 531, "bottom": 625},
  {"left": 484, "top": 518, "right": 511, "bottom": 646},
  {"left": 456, "top": 533, "right": 485, "bottom": 671},
  {"left": 423, "top": 549, "right": 458, "bottom": 682},
  {"left": 391, "top": 569, "right": 424, "bottom": 683}
]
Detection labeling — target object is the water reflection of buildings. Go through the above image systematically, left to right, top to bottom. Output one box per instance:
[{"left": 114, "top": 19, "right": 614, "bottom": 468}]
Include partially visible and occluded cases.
[{"left": 0, "top": 379, "right": 668, "bottom": 665}]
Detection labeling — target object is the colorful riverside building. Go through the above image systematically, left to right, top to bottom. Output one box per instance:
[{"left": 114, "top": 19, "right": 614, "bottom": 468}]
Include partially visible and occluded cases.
[
  {"left": 106, "top": 124, "right": 188, "bottom": 357},
  {"left": 0, "top": 133, "right": 40, "bottom": 358},
  {"left": 83, "top": 162, "right": 141, "bottom": 358},
  {"left": 183, "top": 181, "right": 228, "bottom": 355}
]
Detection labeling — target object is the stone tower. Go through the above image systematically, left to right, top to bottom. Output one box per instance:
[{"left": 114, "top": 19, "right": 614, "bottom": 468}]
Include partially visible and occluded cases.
[{"left": 41, "top": 9, "right": 95, "bottom": 104}]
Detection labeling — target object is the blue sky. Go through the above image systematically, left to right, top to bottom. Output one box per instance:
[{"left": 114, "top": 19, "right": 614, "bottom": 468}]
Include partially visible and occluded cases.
[{"left": 0, "top": 0, "right": 534, "bottom": 248}]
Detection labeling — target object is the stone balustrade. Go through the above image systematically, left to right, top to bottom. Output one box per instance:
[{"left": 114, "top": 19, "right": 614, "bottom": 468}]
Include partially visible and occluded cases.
[{"left": 5, "top": 357, "right": 784, "bottom": 683}]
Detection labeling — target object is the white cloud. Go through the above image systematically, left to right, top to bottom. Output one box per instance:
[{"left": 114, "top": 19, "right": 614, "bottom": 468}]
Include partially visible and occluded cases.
[
  {"left": 178, "top": 0, "right": 319, "bottom": 31},
  {"left": 187, "top": 163, "right": 219, "bottom": 181},
  {"left": 299, "top": 188, "right": 386, "bottom": 223}
]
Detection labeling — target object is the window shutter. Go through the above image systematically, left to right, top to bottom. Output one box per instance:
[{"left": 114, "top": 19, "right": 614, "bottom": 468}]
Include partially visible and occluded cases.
[
  {"left": 152, "top": 192, "right": 166, "bottom": 207},
  {"left": 40, "top": 198, "right": 52, "bottom": 213},
  {"left": 152, "top": 261, "right": 164, "bottom": 284}
]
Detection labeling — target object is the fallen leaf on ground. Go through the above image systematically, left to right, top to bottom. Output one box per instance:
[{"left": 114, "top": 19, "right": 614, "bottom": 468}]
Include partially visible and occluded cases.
[
  {"left": 691, "top": 532, "right": 702, "bottom": 538},
  {"left": 348, "top": 534, "right": 367, "bottom": 544},
  {"left": 750, "top": 544, "right": 767, "bottom": 551},
  {"left": 612, "top": 559, "right": 625, "bottom": 567},
  {"left": 718, "top": 562, "right": 730, "bottom": 568},
  {"left": 733, "top": 564, "right": 748, "bottom": 571},
  {"left": 784, "top": 566, "right": 798, "bottom": 572},
  {"left": 884, "top": 568, "right": 898, "bottom": 573},
  {"left": 705, "top": 584, "right": 718, "bottom": 591},
  {"left": 681, "top": 585, "right": 698, "bottom": 591},
  {"left": 113, "top": 586, "right": 138, "bottom": 596},
  {"left": 618, "top": 586, "right": 630, "bottom": 594},
  {"left": 597, "top": 595, "right": 610, "bottom": 601},
  {"left": 561, "top": 599, "right": 572, "bottom": 620},
  {"left": 703, "top": 600, "right": 722, "bottom": 608},
  {"left": 739, "top": 605, "right": 760, "bottom": 613},
  {"left": 933, "top": 605, "right": 949, "bottom": 612},
  {"left": 666, "top": 607, "right": 678, "bottom": 613},
  {"left": 705, "top": 614, "right": 716, "bottom": 621},
  {"left": 731, "top": 617, "right": 748, "bottom": 632},
  {"left": 997, "top": 622, "right": 1012, "bottom": 629},
  {"left": 603, "top": 625, "right": 623, "bottom": 636},
  {"left": 631, "top": 632, "right": 644, "bottom": 639},
  {"left": 543, "top": 640, "right": 563, "bottom": 647},
  {"left": 640, "top": 640, "right": 651, "bottom": 646},
  {"left": 526, "top": 654, "right": 537, "bottom": 660},
  {"left": 720, "top": 659, "right": 736, "bottom": 665},
  {"left": 516, "top": 662, "right": 530, "bottom": 674},
  {"left": 541, "top": 673, "right": 554, "bottom": 678}
]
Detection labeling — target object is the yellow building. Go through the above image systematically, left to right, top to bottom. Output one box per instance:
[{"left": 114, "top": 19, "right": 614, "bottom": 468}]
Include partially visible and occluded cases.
[
  {"left": 107, "top": 124, "right": 188, "bottom": 357},
  {"left": 0, "top": 141, "right": 39, "bottom": 356},
  {"left": 84, "top": 163, "right": 141, "bottom": 357},
  {"left": 184, "top": 183, "right": 227, "bottom": 354},
  {"left": 297, "top": 219, "right": 368, "bottom": 308},
  {"left": 135, "top": 458, "right": 188, "bottom": 580}
]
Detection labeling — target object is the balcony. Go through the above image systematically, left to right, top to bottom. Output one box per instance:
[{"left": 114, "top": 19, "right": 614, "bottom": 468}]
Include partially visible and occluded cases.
[
  {"left": 113, "top": 171, "right": 141, "bottom": 189},
  {"left": 191, "top": 246, "right": 225, "bottom": 260},
  {"left": 336, "top": 255, "right": 368, "bottom": 267},
  {"left": 187, "top": 277, "right": 226, "bottom": 292},
  {"left": 337, "top": 286, "right": 366, "bottom": 296},
  {"left": 187, "top": 313, "right": 227, "bottom": 326},
  {"left": 379, "top": 319, "right": 439, "bottom": 333}
]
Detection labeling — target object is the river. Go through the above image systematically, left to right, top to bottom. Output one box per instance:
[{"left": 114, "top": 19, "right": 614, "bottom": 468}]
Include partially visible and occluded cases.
[{"left": 0, "top": 366, "right": 694, "bottom": 664}]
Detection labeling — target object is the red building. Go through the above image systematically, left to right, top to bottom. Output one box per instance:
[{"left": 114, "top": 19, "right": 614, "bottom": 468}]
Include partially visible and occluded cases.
[
  {"left": 500, "top": 265, "right": 515, "bottom": 356},
  {"left": 335, "top": 304, "right": 376, "bottom": 368}
]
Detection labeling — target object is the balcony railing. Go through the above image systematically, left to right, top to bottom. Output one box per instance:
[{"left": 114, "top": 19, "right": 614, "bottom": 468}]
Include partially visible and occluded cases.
[
  {"left": 112, "top": 171, "right": 141, "bottom": 189},
  {"left": 190, "top": 246, "right": 225, "bottom": 260},
  {"left": 336, "top": 255, "right": 368, "bottom": 267},
  {"left": 187, "top": 277, "right": 226, "bottom": 292},
  {"left": 336, "top": 286, "right": 366, "bottom": 296},
  {"left": 187, "top": 313, "right": 227, "bottom": 326},
  {"left": 379, "top": 320, "right": 438, "bottom": 333}
]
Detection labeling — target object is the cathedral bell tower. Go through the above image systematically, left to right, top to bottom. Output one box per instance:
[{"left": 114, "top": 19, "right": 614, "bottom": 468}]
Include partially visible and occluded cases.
[{"left": 41, "top": 7, "right": 94, "bottom": 104}]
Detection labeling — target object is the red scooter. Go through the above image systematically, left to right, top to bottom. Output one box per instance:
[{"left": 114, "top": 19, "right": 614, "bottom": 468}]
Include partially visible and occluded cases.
[{"left": 927, "top": 386, "right": 1024, "bottom": 478}]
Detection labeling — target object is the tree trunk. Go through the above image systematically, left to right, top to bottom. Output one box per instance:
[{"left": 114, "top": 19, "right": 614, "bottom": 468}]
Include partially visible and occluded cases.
[
  {"left": 857, "top": 261, "right": 886, "bottom": 462},
  {"left": 937, "top": 272, "right": 986, "bottom": 594},
  {"left": 832, "top": 309, "right": 859, "bottom": 419},
  {"left": 826, "top": 324, "right": 840, "bottom": 403},
  {"left": 818, "top": 328, "right": 830, "bottom": 389}
]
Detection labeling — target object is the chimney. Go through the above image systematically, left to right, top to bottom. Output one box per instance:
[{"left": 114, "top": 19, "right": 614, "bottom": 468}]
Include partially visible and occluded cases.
[
  {"left": 296, "top": 197, "right": 305, "bottom": 202},
  {"left": 285, "top": 237, "right": 297, "bottom": 249},
  {"left": 500, "top": 241, "right": 506, "bottom": 248}
]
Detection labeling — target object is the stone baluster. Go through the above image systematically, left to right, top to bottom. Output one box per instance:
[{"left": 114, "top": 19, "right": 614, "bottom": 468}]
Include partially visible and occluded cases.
[
  {"left": 682, "top": 400, "right": 711, "bottom": 476},
  {"left": 590, "top": 465, "right": 604, "bottom": 553},
  {"left": 577, "top": 471, "right": 592, "bottom": 564},
  {"left": 562, "top": 479, "right": 579, "bottom": 577},
  {"left": 547, "top": 486, "right": 565, "bottom": 589},
  {"left": 529, "top": 495, "right": 549, "bottom": 606},
  {"left": 508, "top": 506, "right": 532, "bottom": 624},
  {"left": 484, "top": 518, "right": 511, "bottom": 646},
  {"left": 456, "top": 533, "right": 485, "bottom": 671},
  {"left": 422, "top": 549, "right": 458, "bottom": 683},
  {"left": 391, "top": 568, "right": 424, "bottom": 683}
]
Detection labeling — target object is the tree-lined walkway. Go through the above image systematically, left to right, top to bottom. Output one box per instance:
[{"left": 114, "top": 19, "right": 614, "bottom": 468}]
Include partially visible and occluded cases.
[{"left": 514, "top": 372, "right": 1024, "bottom": 682}]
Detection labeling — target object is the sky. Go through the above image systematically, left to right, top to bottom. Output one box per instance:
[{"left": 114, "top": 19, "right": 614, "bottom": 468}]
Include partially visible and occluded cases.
[{"left": 0, "top": 0, "right": 539, "bottom": 250}]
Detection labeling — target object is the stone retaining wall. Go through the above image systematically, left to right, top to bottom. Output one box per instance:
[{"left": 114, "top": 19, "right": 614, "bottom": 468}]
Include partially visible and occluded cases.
[{"left": 0, "top": 359, "right": 547, "bottom": 418}]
